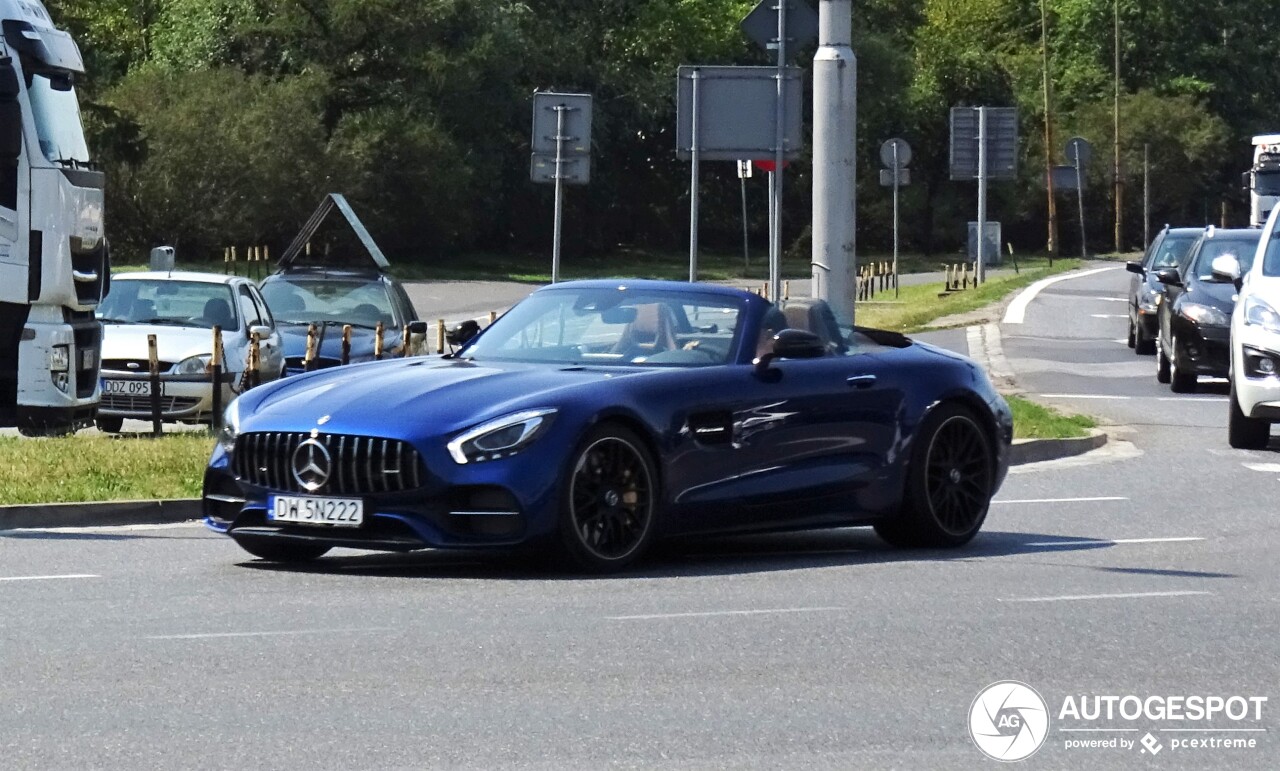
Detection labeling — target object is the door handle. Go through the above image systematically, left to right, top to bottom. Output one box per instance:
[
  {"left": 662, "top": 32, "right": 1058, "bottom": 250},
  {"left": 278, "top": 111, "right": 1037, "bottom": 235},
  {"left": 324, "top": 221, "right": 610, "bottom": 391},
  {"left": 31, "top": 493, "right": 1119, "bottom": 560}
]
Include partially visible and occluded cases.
[{"left": 846, "top": 374, "right": 877, "bottom": 389}]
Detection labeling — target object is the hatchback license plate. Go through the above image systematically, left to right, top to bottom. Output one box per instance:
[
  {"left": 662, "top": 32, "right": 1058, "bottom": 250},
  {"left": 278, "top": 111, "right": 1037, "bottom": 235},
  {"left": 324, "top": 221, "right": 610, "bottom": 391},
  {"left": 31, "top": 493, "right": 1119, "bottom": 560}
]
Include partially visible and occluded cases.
[
  {"left": 102, "top": 379, "right": 152, "bottom": 397},
  {"left": 269, "top": 495, "right": 364, "bottom": 528}
]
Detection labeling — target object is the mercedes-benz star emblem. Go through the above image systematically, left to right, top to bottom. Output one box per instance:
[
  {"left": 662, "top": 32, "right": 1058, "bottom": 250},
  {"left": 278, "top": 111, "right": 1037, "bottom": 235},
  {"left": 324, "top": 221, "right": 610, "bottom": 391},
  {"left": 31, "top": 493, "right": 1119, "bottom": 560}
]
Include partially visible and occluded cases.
[{"left": 291, "top": 438, "right": 331, "bottom": 492}]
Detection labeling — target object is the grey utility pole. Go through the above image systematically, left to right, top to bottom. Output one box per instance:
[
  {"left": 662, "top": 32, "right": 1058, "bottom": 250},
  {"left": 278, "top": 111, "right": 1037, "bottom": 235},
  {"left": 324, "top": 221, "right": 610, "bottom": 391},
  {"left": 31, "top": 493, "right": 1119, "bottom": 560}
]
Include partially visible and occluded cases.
[
  {"left": 769, "top": 0, "right": 788, "bottom": 303},
  {"left": 811, "top": 0, "right": 857, "bottom": 325}
]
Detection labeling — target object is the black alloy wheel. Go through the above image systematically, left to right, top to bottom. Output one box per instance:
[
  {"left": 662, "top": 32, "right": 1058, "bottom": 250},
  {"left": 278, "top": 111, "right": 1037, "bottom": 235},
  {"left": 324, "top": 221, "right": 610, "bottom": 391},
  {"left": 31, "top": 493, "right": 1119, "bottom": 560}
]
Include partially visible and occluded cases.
[
  {"left": 1127, "top": 318, "right": 1137, "bottom": 349},
  {"left": 1134, "top": 323, "right": 1156, "bottom": 355},
  {"left": 1168, "top": 334, "right": 1197, "bottom": 393},
  {"left": 1156, "top": 339, "right": 1172, "bottom": 384},
  {"left": 876, "top": 403, "right": 993, "bottom": 548},
  {"left": 560, "top": 425, "right": 657, "bottom": 572}
]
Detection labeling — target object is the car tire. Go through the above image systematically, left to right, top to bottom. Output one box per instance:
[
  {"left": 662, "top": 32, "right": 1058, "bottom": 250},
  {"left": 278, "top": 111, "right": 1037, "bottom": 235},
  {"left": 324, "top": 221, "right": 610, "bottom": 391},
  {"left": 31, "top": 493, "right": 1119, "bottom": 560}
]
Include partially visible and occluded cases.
[
  {"left": 1127, "top": 319, "right": 1136, "bottom": 349},
  {"left": 1134, "top": 326, "right": 1156, "bottom": 355},
  {"left": 1169, "top": 335, "right": 1196, "bottom": 393},
  {"left": 1156, "top": 340, "right": 1172, "bottom": 384},
  {"left": 1228, "top": 382, "right": 1270, "bottom": 450},
  {"left": 874, "top": 403, "right": 994, "bottom": 549},
  {"left": 94, "top": 416, "right": 124, "bottom": 433},
  {"left": 557, "top": 424, "right": 658, "bottom": 573},
  {"left": 232, "top": 538, "right": 331, "bottom": 563}
]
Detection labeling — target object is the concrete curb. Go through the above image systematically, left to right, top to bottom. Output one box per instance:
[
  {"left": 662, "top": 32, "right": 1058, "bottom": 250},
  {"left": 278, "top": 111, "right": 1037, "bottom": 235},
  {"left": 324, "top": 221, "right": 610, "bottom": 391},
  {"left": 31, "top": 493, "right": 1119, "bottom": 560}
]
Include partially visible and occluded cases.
[
  {"left": 1010, "top": 428, "right": 1109, "bottom": 466},
  {"left": 0, "top": 429, "right": 1107, "bottom": 530},
  {"left": 0, "top": 499, "right": 201, "bottom": 531}
]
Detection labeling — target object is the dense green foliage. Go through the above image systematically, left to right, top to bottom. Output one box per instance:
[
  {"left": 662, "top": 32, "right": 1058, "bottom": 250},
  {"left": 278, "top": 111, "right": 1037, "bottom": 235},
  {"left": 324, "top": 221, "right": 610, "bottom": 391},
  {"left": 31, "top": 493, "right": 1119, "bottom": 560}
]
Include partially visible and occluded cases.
[{"left": 44, "top": 0, "right": 1278, "bottom": 267}]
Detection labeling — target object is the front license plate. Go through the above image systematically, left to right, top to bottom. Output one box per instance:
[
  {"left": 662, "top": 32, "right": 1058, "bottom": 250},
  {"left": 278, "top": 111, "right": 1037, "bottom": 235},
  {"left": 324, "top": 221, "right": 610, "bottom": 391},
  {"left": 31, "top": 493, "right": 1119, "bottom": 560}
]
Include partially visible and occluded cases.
[
  {"left": 102, "top": 379, "right": 152, "bottom": 397},
  {"left": 268, "top": 495, "right": 364, "bottom": 528}
]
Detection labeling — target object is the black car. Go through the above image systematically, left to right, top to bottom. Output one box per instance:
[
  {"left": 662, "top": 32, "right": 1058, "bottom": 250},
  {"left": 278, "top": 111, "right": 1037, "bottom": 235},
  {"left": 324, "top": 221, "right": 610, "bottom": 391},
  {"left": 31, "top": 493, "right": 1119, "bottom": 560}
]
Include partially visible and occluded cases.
[
  {"left": 1126, "top": 226, "right": 1202, "bottom": 355},
  {"left": 1155, "top": 227, "right": 1261, "bottom": 392},
  {"left": 260, "top": 267, "right": 421, "bottom": 374}
]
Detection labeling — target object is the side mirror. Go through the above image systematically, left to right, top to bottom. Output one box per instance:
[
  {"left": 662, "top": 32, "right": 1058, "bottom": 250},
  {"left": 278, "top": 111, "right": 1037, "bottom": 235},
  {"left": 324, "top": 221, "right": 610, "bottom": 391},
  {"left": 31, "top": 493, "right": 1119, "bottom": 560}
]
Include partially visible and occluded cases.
[
  {"left": 1210, "top": 255, "right": 1242, "bottom": 284},
  {"left": 1125, "top": 261, "right": 1145, "bottom": 276},
  {"left": 1154, "top": 268, "right": 1182, "bottom": 287},
  {"left": 446, "top": 319, "right": 480, "bottom": 347},
  {"left": 407, "top": 320, "right": 429, "bottom": 336},
  {"left": 248, "top": 324, "right": 273, "bottom": 340},
  {"left": 754, "top": 329, "right": 826, "bottom": 376}
]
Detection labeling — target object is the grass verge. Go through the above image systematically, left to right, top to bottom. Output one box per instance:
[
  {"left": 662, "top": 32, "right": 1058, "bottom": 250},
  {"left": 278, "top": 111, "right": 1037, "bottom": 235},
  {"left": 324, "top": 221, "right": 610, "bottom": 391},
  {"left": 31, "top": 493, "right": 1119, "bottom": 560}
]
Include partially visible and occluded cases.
[
  {"left": 855, "top": 257, "right": 1084, "bottom": 333},
  {"left": 1007, "top": 395, "right": 1096, "bottom": 440},
  {"left": 0, "top": 433, "right": 211, "bottom": 505}
]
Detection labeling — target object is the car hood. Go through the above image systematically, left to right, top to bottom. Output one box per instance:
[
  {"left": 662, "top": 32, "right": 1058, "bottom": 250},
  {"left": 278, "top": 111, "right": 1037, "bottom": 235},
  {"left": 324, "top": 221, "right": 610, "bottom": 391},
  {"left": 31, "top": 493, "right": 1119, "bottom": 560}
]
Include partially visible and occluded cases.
[
  {"left": 1184, "top": 279, "right": 1236, "bottom": 311},
  {"left": 277, "top": 322, "right": 401, "bottom": 359},
  {"left": 101, "top": 324, "right": 223, "bottom": 365},
  {"left": 241, "top": 357, "right": 646, "bottom": 437}
]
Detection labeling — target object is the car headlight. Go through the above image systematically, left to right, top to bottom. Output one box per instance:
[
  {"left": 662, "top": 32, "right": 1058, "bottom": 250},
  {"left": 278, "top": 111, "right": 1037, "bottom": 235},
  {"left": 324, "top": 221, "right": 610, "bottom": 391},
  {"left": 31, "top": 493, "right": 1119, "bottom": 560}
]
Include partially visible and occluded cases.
[
  {"left": 1138, "top": 286, "right": 1162, "bottom": 312},
  {"left": 1244, "top": 296, "right": 1280, "bottom": 335},
  {"left": 1179, "top": 302, "right": 1230, "bottom": 327},
  {"left": 174, "top": 354, "right": 213, "bottom": 375},
  {"left": 217, "top": 398, "right": 241, "bottom": 453},
  {"left": 447, "top": 408, "right": 557, "bottom": 464}
]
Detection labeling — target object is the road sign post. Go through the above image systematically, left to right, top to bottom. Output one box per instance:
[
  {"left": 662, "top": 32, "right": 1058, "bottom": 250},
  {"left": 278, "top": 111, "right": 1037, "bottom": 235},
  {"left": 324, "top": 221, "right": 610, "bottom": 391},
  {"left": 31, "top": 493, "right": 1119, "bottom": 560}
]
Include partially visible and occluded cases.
[
  {"left": 689, "top": 69, "right": 701, "bottom": 281},
  {"left": 531, "top": 92, "right": 592, "bottom": 283},
  {"left": 951, "top": 106, "right": 1018, "bottom": 284},
  {"left": 1066, "top": 136, "right": 1092, "bottom": 259},
  {"left": 880, "top": 138, "right": 912, "bottom": 298},
  {"left": 738, "top": 160, "right": 752, "bottom": 272}
]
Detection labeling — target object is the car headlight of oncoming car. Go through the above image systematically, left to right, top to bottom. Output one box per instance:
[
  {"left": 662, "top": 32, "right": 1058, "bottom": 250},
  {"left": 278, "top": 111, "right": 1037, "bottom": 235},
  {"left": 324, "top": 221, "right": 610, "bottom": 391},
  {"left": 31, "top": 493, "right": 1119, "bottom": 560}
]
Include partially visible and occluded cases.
[
  {"left": 1138, "top": 286, "right": 1162, "bottom": 312},
  {"left": 1244, "top": 296, "right": 1280, "bottom": 335},
  {"left": 1179, "top": 302, "right": 1230, "bottom": 327},
  {"left": 174, "top": 354, "right": 213, "bottom": 375},
  {"left": 217, "top": 398, "right": 241, "bottom": 453},
  {"left": 447, "top": 408, "right": 557, "bottom": 464}
]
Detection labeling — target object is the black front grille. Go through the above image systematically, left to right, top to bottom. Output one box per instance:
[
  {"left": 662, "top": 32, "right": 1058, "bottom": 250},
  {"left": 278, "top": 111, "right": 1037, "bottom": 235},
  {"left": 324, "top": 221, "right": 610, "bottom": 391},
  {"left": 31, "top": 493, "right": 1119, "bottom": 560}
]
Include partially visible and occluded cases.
[
  {"left": 72, "top": 318, "right": 102, "bottom": 398},
  {"left": 100, "top": 394, "right": 201, "bottom": 414},
  {"left": 233, "top": 432, "right": 424, "bottom": 495}
]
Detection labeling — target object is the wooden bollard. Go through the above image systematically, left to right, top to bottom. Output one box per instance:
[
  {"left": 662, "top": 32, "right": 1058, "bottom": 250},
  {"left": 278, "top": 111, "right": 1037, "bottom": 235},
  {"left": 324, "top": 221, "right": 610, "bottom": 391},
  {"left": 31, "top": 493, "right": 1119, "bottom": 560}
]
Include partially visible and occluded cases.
[
  {"left": 784, "top": 280, "right": 790, "bottom": 301},
  {"left": 488, "top": 310, "right": 497, "bottom": 326},
  {"left": 436, "top": 319, "right": 446, "bottom": 354},
  {"left": 374, "top": 321, "right": 385, "bottom": 360},
  {"left": 304, "top": 323, "right": 318, "bottom": 371},
  {"left": 341, "top": 325, "right": 352, "bottom": 365},
  {"left": 403, "top": 325, "right": 412, "bottom": 357},
  {"left": 210, "top": 326, "right": 224, "bottom": 430},
  {"left": 248, "top": 330, "right": 261, "bottom": 389},
  {"left": 148, "top": 333, "right": 162, "bottom": 437}
]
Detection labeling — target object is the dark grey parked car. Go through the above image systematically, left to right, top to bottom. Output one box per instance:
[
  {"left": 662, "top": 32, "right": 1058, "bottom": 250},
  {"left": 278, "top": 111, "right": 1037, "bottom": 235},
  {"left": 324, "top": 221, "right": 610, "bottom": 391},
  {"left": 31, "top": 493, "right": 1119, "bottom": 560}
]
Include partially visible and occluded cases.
[{"left": 1126, "top": 226, "right": 1202, "bottom": 355}]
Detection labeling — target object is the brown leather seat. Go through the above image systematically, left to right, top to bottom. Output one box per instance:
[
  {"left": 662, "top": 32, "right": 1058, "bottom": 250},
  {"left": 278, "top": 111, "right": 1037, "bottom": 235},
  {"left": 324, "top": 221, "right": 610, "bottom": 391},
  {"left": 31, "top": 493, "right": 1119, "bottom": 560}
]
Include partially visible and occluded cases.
[
  {"left": 780, "top": 298, "right": 846, "bottom": 354},
  {"left": 613, "top": 303, "right": 679, "bottom": 357}
]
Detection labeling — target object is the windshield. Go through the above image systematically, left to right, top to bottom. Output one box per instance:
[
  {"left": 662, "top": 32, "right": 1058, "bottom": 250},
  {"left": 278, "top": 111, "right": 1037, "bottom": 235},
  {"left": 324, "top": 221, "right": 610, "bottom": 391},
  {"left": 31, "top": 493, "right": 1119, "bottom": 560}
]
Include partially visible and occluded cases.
[
  {"left": 28, "top": 73, "right": 89, "bottom": 165},
  {"left": 1256, "top": 171, "right": 1280, "bottom": 196},
  {"left": 1147, "top": 234, "right": 1198, "bottom": 270},
  {"left": 1191, "top": 236, "right": 1260, "bottom": 281},
  {"left": 261, "top": 276, "right": 397, "bottom": 328},
  {"left": 97, "top": 280, "right": 238, "bottom": 329},
  {"left": 461, "top": 289, "right": 745, "bottom": 367}
]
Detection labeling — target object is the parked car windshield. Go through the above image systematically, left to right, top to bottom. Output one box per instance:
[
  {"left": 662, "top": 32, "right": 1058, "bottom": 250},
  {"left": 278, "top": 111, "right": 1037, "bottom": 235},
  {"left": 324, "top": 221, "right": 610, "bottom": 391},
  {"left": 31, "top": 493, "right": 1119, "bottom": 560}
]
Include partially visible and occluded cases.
[
  {"left": 1147, "top": 233, "right": 1198, "bottom": 270},
  {"left": 1190, "top": 236, "right": 1260, "bottom": 280},
  {"left": 261, "top": 277, "right": 397, "bottom": 329},
  {"left": 97, "top": 280, "right": 239, "bottom": 329},
  {"left": 461, "top": 289, "right": 745, "bottom": 367}
]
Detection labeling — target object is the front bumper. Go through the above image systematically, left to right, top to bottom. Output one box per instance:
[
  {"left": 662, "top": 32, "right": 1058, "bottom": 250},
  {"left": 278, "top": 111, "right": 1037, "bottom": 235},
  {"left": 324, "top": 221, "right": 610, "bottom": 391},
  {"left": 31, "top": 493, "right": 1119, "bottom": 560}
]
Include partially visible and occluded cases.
[
  {"left": 1170, "top": 319, "right": 1230, "bottom": 377},
  {"left": 1232, "top": 323, "right": 1280, "bottom": 420},
  {"left": 97, "top": 371, "right": 238, "bottom": 422}
]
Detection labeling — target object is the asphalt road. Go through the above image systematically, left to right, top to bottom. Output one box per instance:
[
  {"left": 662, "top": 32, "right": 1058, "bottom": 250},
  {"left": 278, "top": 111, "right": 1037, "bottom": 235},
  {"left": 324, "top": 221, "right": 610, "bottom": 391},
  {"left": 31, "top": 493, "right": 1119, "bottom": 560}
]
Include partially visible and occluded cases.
[{"left": 2, "top": 265, "right": 1277, "bottom": 769}]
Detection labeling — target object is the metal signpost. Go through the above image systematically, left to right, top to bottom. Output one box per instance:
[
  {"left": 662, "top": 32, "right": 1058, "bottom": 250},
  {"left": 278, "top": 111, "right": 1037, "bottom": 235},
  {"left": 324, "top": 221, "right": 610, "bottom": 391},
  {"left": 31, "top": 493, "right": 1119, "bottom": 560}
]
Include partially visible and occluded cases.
[
  {"left": 741, "top": 0, "right": 817, "bottom": 302},
  {"left": 676, "top": 66, "right": 802, "bottom": 284},
  {"left": 531, "top": 92, "right": 593, "bottom": 283},
  {"left": 951, "top": 107, "right": 1018, "bottom": 284},
  {"left": 1066, "top": 136, "right": 1093, "bottom": 259},
  {"left": 880, "top": 138, "right": 911, "bottom": 298},
  {"left": 738, "top": 160, "right": 752, "bottom": 272}
]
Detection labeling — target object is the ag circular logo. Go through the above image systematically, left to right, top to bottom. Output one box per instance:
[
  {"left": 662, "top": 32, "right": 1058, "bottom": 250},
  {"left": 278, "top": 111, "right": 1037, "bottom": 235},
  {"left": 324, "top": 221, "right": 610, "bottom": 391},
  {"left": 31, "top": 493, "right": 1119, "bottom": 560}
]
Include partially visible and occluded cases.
[{"left": 968, "top": 681, "right": 1050, "bottom": 762}]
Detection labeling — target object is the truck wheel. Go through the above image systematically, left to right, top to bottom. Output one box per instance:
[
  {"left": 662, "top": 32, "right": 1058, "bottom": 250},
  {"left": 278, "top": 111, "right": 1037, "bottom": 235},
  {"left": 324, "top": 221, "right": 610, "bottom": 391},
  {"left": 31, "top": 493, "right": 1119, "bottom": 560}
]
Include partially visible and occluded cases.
[{"left": 1228, "top": 382, "right": 1270, "bottom": 450}]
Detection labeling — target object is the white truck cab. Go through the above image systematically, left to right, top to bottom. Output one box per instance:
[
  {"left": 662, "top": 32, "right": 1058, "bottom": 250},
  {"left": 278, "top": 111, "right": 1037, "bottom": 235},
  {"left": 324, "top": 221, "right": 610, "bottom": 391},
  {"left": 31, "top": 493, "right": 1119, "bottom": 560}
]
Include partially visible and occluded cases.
[
  {"left": 0, "top": 0, "right": 107, "bottom": 435},
  {"left": 1245, "top": 134, "right": 1280, "bottom": 228}
]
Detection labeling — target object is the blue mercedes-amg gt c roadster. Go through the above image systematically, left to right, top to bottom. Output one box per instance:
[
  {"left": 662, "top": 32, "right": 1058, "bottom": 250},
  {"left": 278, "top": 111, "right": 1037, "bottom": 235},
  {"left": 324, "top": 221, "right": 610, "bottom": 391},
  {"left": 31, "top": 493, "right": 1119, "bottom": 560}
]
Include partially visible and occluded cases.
[{"left": 204, "top": 280, "right": 1012, "bottom": 572}]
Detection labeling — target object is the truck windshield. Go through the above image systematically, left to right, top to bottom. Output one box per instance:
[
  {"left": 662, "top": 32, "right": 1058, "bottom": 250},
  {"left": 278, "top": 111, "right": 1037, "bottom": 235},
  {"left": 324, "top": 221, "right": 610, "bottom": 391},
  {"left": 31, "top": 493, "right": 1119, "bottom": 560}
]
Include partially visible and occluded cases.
[
  {"left": 28, "top": 73, "right": 89, "bottom": 165},
  {"left": 1255, "top": 171, "right": 1280, "bottom": 196}
]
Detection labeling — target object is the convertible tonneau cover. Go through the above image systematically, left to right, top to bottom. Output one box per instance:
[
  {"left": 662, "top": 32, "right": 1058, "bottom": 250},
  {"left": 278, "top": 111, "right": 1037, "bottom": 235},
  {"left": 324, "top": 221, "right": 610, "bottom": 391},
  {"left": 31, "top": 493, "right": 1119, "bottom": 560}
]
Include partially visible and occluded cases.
[{"left": 277, "top": 194, "right": 390, "bottom": 271}]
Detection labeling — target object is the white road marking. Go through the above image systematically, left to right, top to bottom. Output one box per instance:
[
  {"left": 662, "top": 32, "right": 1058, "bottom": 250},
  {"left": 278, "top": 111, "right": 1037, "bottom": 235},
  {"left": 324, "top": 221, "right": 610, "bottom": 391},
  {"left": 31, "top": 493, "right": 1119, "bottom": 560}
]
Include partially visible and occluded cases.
[
  {"left": 1003, "top": 266, "right": 1121, "bottom": 324},
  {"left": 1092, "top": 297, "right": 1128, "bottom": 303},
  {"left": 1091, "top": 314, "right": 1127, "bottom": 319},
  {"left": 1112, "top": 338, "right": 1129, "bottom": 345},
  {"left": 1037, "top": 393, "right": 1226, "bottom": 403},
  {"left": 1040, "top": 393, "right": 1130, "bottom": 400},
  {"left": 1157, "top": 396, "right": 1226, "bottom": 402},
  {"left": 1243, "top": 462, "right": 1280, "bottom": 473},
  {"left": 993, "top": 496, "right": 1128, "bottom": 505},
  {"left": 4, "top": 522, "right": 204, "bottom": 535},
  {"left": 1023, "top": 536, "right": 1204, "bottom": 547},
  {"left": 0, "top": 574, "right": 99, "bottom": 582},
  {"left": 1000, "top": 591, "right": 1212, "bottom": 603},
  {"left": 607, "top": 607, "right": 844, "bottom": 621},
  {"left": 147, "top": 627, "right": 394, "bottom": 641}
]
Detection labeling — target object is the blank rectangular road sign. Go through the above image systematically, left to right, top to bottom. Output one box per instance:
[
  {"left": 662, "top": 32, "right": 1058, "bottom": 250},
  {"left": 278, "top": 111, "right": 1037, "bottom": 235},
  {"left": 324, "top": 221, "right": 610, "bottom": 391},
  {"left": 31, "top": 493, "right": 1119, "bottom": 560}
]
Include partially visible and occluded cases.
[
  {"left": 675, "top": 66, "right": 803, "bottom": 162},
  {"left": 531, "top": 92, "right": 593, "bottom": 156},
  {"left": 950, "top": 107, "right": 1018, "bottom": 181},
  {"left": 531, "top": 153, "right": 590, "bottom": 185}
]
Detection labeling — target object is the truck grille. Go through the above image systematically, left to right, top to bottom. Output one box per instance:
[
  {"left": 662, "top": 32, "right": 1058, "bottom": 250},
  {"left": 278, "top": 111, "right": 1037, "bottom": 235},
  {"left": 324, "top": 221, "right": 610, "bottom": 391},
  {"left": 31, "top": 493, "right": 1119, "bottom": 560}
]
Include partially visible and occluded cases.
[{"left": 233, "top": 432, "right": 424, "bottom": 495}]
